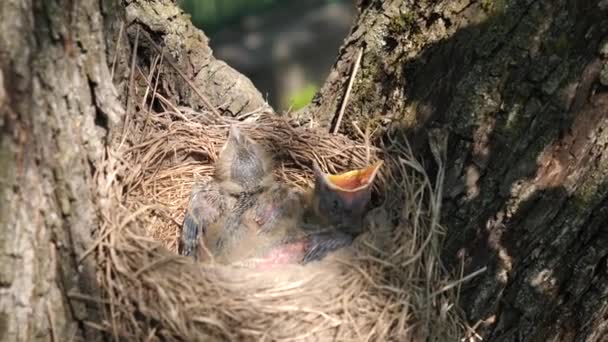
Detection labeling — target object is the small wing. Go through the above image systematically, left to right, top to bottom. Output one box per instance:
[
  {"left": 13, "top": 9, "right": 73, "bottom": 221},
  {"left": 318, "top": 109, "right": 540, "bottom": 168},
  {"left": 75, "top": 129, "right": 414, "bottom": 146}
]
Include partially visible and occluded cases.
[
  {"left": 179, "top": 182, "right": 226, "bottom": 260},
  {"left": 251, "top": 185, "right": 303, "bottom": 233},
  {"left": 212, "top": 193, "right": 256, "bottom": 259},
  {"left": 302, "top": 230, "right": 354, "bottom": 264}
]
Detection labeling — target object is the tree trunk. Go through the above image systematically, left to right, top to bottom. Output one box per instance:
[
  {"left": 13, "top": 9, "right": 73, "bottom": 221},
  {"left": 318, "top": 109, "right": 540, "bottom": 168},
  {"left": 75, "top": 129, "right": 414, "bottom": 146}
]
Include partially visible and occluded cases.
[
  {"left": 0, "top": 0, "right": 269, "bottom": 341},
  {"left": 0, "top": 0, "right": 123, "bottom": 339},
  {"left": 307, "top": 0, "right": 608, "bottom": 340}
]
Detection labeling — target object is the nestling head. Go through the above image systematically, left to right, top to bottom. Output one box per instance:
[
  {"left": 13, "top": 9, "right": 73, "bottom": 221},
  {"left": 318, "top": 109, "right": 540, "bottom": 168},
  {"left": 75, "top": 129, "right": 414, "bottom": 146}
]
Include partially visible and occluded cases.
[
  {"left": 215, "top": 125, "right": 273, "bottom": 191},
  {"left": 310, "top": 160, "right": 383, "bottom": 229}
]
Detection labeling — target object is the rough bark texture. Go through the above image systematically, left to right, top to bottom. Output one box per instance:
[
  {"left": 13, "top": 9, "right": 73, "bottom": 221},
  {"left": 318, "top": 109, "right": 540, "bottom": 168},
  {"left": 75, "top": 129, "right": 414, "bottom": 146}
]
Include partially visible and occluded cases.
[
  {"left": 0, "top": 0, "right": 125, "bottom": 340},
  {"left": 0, "top": 0, "right": 274, "bottom": 340},
  {"left": 123, "top": 0, "right": 272, "bottom": 117},
  {"left": 307, "top": 0, "right": 608, "bottom": 341}
]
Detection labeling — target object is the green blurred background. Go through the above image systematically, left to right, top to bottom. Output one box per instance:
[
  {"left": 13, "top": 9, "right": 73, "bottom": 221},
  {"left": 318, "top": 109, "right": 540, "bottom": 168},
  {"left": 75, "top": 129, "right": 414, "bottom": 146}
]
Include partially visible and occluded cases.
[{"left": 178, "top": 0, "right": 356, "bottom": 111}]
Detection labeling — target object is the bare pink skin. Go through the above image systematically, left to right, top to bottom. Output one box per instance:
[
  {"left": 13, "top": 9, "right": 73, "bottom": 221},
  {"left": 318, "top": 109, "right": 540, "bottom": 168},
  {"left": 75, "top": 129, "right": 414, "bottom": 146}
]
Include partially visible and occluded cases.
[{"left": 255, "top": 240, "right": 309, "bottom": 270}]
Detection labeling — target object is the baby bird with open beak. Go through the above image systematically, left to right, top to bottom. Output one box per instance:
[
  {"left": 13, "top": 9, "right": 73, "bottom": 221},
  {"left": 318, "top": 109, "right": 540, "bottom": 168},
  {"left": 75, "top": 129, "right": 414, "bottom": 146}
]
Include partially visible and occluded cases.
[
  {"left": 180, "top": 125, "right": 383, "bottom": 268},
  {"left": 178, "top": 126, "right": 273, "bottom": 260},
  {"left": 230, "top": 160, "right": 383, "bottom": 268},
  {"left": 300, "top": 160, "right": 383, "bottom": 261},
  {"left": 304, "top": 161, "right": 383, "bottom": 236}
]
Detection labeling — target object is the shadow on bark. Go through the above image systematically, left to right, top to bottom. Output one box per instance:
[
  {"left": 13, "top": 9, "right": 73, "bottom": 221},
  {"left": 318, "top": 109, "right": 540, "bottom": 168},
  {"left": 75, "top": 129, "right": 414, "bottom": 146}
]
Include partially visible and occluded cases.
[{"left": 380, "top": 1, "right": 608, "bottom": 340}]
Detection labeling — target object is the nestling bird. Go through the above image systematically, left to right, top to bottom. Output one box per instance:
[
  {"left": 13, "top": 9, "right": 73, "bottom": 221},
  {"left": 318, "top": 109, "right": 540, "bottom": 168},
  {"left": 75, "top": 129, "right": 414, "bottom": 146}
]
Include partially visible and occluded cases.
[
  {"left": 180, "top": 124, "right": 383, "bottom": 268},
  {"left": 178, "top": 125, "right": 273, "bottom": 260},
  {"left": 213, "top": 125, "right": 274, "bottom": 194},
  {"left": 223, "top": 160, "right": 384, "bottom": 268},
  {"left": 303, "top": 160, "right": 384, "bottom": 236}
]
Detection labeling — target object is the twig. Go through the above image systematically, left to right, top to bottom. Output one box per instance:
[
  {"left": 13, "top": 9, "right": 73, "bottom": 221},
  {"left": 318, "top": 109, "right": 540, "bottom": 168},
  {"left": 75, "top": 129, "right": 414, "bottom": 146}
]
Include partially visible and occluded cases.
[
  {"left": 110, "top": 21, "right": 125, "bottom": 80},
  {"left": 119, "top": 26, "right": 140, "bottom": 149},
  {"left": 140, "top": 33, "right": 221, "bottom": 117},
  {"left": 331, "top": 47, "right": 364, "bottom": 134},
  {"left": 140, "top": 51, "right": 164, "bottom": 143},
  {"left": 141, "top": 54, "right": 161, "bottom": 110},
  {"left": 351, "top": 121, "right": 372, "bottom": 163},
  {"left": 79, "top": 204, "right": 165, "bottom": 263},
  {"left": 47, "top": 242, "right": 58, "bottom": 342},
  {"left": 133, "top": 255, "right": 181, "bottom": 277},
  {"left": 431, "top": 266, "right": 487, "bottom": 297},
  {"left": 68, "top": 291, "right": 113, "bottom": 305},
  {"left": 47, "top": 302, "right": 57, "bottom": 342}
]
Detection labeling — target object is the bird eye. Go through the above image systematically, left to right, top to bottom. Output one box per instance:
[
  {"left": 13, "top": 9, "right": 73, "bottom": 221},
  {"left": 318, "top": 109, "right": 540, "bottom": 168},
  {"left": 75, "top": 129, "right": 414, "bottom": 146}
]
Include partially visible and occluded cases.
[{"left": 332, "top": 200, "right": 340, "bottom": 210}]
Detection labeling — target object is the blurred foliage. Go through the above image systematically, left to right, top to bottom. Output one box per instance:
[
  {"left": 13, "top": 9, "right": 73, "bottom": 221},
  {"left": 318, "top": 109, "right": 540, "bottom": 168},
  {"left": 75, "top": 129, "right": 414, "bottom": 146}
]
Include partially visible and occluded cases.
[
  {"left": 179, "top": 0, "right": 342, "bottom": 33},
  {"left": 179, "top": 0, "right": 345, "bottom": 110},
  {"left": 179, "top": 0, "right": 277, "bottom": 33},
  {"left": 285, "top": 83, "right": 318, "bottom": 111}
]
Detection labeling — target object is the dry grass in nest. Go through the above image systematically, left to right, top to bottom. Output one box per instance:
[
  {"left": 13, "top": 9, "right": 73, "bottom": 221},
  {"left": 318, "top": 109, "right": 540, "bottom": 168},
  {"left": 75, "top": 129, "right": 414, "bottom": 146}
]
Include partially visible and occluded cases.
[
  {"left": 91, "top": 46, "right": 473, "bottom": 341},
  {"left": 92, "top": 102, "right": 470, "bottom": 341}
]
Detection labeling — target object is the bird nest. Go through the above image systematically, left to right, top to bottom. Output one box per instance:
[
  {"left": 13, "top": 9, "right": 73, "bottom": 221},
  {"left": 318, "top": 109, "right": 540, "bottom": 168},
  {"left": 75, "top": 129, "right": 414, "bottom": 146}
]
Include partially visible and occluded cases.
[{"left": 94, "top": 100, "right": 465, "bottom": 340}]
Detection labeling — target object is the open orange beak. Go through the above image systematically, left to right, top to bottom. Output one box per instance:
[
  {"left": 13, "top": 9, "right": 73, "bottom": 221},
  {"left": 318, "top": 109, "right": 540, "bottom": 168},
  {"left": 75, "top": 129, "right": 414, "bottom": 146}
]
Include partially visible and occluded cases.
[
  {"left": 311, "top": 161, "right": 383, "bottom": 221},
  {"left": 323, "top": 161, "right": 383, "bottom": 192}
]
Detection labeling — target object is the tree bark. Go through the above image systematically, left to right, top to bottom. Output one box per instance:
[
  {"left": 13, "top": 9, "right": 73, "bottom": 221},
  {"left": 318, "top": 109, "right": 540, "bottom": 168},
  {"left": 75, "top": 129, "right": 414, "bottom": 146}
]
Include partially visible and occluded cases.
[
  {"left": 0, "top": 0, "right": 270, "bottom": 340},
  {"left": 0, "top": 0, "right": 122, "bottom": 340},
  {"left": 123, "top": 0, "right": 272, "bottom": 117},
  {"left": 307, "top": 0, "right": 608, "bottom": 341}
]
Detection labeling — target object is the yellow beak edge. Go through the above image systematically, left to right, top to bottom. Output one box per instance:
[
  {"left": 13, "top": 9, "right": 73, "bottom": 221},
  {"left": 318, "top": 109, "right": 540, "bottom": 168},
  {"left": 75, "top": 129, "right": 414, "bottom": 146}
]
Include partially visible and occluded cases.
[{"left": 325, "top": 161, "right": 383, "bottom": 192}]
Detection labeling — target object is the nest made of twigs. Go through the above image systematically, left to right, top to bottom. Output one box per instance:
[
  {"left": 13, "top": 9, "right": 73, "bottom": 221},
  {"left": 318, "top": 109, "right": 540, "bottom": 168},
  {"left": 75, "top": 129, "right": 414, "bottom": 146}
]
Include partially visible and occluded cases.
[{"left": 93, "top": 94, "right": 465, "bottom": 340}]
